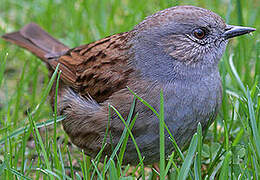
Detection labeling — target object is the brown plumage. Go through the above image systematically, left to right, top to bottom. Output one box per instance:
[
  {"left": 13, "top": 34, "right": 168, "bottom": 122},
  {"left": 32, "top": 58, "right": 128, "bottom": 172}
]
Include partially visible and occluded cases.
[{"left": 57, "top": 33, "right": 135, "bottom": 103}]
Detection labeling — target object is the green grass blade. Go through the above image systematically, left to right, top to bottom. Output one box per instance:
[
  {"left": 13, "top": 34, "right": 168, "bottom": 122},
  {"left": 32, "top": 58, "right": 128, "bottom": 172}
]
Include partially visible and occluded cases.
[
  {"left": 0, "top": 52, "right": 8, "bottom": 87},
  {"left": 229, "top": 54, "right": 246, "bottom": 94},
  {"left": 13, "top": 60, "right": 27, "bottom": 127},
  {"left": 31, "top": 63, "right": 60, "bottom": 116},
  {"left": 53, "top": 70, "right": 62, "bottom": 171},
  {"left": 127, "top": 87, "right": 159, "bottom": 117},
  {"left": 246, "top": 87, "right": 260, "bottom": 158},
  {"left": 159, "top": 89, "right": 165, "bottom": 180},
  {"left": 118, "top": 97, "right": 137, "bottom": 165},
  {"left": 109, "top": 105, "right": 145, "bottom": 178},
  {"left": 102, "top": 110, "right": 138, "bottom": 173},
  {"left": 29, "top": 113, "right": 54, "bottom": 180},
  {"left": 0, "top": 116, "right": 65, "bottom": 145},
  {"left": 194, "top": 123, "right": 202, "bottom": 180},
  {"left": 178, "top": 133, "right": 198, "bottom": 180},
  {"left": 58, "top": 145, "right": 66, "bottom": 180},
  {"left": 66, "top": 145, "right": 75, "bottom": 180},
  {"left": 81, "top": 150, "right": 90, "bottom": 180},
  {"left": 165, "top": 151, "right": 175, "bottom": 175},
  {"left": 219, "top": 151, "right": 232, "bottom": 180},
  {"left": 102, "top": 155, "right": 108, "bottom": 179},
  {"left": 91, "top": 160, "right": 103, "bottom": 180},
  {"left": 109, "top": 160, "right": 118, "bottom": 180},
  {"left": 5, "top": 167, "right": 32, "bottom": 180},
  {"left": 37, "top": 168, "right": 61, "bottom": 179}
]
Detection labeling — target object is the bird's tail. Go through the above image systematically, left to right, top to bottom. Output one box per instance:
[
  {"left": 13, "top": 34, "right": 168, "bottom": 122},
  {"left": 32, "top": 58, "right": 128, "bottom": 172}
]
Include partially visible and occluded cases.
[{"left": 1, "top": 23, "right": 69, "bottom": 62}]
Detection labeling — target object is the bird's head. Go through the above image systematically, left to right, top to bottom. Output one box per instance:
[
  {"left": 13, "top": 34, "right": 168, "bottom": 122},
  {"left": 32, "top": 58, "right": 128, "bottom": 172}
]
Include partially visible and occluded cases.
[{"left": 130, "top": 6, "right": 255, "bottom": 81}]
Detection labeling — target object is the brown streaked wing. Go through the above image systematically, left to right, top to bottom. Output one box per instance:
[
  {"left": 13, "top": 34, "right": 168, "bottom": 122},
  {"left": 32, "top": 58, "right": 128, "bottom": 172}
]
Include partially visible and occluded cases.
[{"left": 49, "top": 32, "right": 134, "bottom": 103}]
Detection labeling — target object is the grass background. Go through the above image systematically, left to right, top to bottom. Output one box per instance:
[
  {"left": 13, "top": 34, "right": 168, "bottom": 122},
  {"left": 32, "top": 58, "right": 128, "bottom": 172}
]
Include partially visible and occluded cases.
[{"left": 0, "top": 0, "right": 259, "bottom": 179}]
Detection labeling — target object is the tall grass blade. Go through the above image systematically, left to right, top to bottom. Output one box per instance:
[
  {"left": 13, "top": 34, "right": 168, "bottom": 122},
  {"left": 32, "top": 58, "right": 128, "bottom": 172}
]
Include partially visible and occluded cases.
[
  {"left": 0, "top": 52, "right": 8, "bottom": 87},
  {"left": 229, "top": 54, "right": 246, "bottom": 94},
  {"left": 246, "top": 87, "right": 260, "bottom": 158},
  {"left": 159, "top": 89, "right": 165, "bottom": 180},
  {"left": 109, "top": 105, "right": 145, "bottom": 178},
  {"left": 29, "top": 113, "right": 54, "bottom": 180},
  {"left": 194, "top": 123, "right": 202, "bottom": 180},
  {"left": 178, "top": 133, "right": 198, "bottom": 180},
  {"left": 219, "top": 151, "right": 232, "bottom": 180}
]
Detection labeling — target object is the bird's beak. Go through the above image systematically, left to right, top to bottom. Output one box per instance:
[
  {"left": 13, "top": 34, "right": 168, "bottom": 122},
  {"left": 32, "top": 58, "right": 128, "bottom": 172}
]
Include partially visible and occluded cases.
[{"left": 223, "top": 25, "right": 256, "bottom": 39}]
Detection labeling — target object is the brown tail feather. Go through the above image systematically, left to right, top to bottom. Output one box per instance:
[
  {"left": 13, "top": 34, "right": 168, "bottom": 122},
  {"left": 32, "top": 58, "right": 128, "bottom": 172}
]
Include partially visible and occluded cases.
[{"left": 1, "top": 23, "right": 69, "bottom": 62}]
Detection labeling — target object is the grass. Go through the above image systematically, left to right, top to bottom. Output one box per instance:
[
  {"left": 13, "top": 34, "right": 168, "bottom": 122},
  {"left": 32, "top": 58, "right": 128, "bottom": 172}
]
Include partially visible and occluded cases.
[{"left": 0, "top": 0, "right": 259, "bottom": 179}]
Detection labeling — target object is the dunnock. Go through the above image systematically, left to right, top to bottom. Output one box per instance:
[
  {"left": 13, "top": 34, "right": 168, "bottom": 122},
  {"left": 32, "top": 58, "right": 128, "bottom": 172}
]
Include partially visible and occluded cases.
[{"left": 2, "top": 6, "right": 255, "bottom": 165}]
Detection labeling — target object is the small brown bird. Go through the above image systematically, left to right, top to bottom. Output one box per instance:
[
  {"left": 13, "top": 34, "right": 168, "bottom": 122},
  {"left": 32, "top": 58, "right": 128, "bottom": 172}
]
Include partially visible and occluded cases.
[{"left": 2, "top": 6, "right": 255, "bottom": 165}]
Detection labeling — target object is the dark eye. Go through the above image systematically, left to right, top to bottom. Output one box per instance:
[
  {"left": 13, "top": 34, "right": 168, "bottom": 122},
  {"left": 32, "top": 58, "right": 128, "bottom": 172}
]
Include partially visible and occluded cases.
[{"left": 193, "top": 28, "right": 206, "bottom": 39}]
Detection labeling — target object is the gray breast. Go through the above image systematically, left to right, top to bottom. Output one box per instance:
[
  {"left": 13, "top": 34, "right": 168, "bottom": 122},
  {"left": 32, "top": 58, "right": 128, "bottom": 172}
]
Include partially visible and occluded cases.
[{"left": 163, "top": 71, "right": 222, "bottom": 150}]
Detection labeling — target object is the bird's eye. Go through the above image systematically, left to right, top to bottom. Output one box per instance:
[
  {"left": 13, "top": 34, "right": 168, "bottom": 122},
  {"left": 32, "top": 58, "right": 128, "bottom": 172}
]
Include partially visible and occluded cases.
[{"left": 193, "top": 28, "right": 206, "bottom": 39}]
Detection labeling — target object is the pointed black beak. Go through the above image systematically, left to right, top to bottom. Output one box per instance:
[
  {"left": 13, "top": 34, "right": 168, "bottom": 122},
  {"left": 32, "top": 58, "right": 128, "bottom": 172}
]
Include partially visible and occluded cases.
[{"left": 223, "top": 25, "right": 256, "bottom": 39}]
